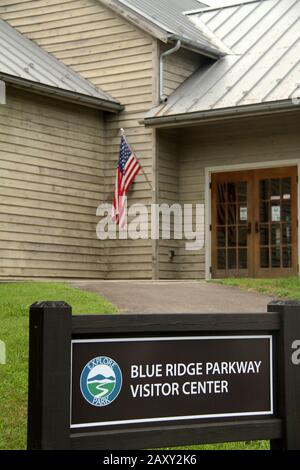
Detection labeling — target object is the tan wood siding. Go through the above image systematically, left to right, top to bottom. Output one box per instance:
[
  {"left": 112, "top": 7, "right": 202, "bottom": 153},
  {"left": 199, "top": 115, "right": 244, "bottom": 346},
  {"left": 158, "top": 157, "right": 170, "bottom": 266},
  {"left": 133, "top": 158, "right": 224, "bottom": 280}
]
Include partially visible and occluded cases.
[
  {"left": 0, "top": 0, "right": 159, "bottom": 279},
  {"left": 162, "top": 46, "right": 203, "bottom": 97},
  {"left": 0, "top": 87, "right": 106, "bottom": 279},
  {"left": 177, "top": 112, "right": 300, "bottom": 279},
  {"left": 158, "top": 132, "right": 180, "bottom": 279}
]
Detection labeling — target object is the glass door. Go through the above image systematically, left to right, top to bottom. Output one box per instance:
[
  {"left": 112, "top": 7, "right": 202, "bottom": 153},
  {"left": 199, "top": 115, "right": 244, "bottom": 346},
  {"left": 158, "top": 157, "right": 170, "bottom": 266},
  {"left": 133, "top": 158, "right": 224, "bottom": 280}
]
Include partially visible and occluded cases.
[
  {"left": 211, "top": 167, "right": 298, "bottom": 279},
  {"left": 254, "top": 167, "right": 298, "bottom": 278},
  {"left": 211, "top": 171, "right": 253, "bottom": 278}
]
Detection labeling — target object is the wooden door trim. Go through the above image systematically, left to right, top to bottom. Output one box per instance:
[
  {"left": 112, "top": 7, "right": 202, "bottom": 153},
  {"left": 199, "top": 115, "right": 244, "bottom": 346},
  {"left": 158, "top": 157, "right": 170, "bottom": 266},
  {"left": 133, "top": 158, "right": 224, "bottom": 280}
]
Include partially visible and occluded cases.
[
  {"left": 206, "top": 160, "right": 300, "bottom": 280},
  {"left": 210, "top": 166, "right": 298, "bottom": 279},
  {"left": 253, "top": 166, "right": 298, "bottom": 278},
  {"left": 211, "top": 171, "right": 254, "bottom": 278}
]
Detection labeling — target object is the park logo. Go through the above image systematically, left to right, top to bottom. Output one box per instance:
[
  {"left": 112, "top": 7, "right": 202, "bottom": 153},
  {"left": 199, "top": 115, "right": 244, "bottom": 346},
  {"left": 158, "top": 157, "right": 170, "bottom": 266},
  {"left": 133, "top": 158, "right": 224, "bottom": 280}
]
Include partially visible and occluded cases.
[{"left": 80, "top": 356, "right": 122, "bottom": 407}]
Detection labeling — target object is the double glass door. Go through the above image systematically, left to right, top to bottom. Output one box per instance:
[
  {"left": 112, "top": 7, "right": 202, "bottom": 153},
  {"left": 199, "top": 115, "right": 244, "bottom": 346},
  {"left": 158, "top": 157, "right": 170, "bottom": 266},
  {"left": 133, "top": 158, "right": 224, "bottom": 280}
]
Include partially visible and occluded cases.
[{"left": 211, "top": 167, "right": 298, "bottom": 278}]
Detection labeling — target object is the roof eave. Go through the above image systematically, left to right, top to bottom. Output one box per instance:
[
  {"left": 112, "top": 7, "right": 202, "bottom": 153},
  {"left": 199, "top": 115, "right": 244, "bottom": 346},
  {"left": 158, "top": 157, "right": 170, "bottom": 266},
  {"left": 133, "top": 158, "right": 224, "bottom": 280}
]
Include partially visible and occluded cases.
[
  {"left": 97, "top": 0, "right": 169, "bottom": 43},
  {"left": 98, "top": 0, "right": 224, "bottom": 57},
  {"left": 169, "top": 34, "right": 224, "bottom": 59},
  {"left": 1, "top": 74, "right": 124, "bottom": 113},
  {"left": 143, "top": 100, "right": 300, "bottom": 128}
]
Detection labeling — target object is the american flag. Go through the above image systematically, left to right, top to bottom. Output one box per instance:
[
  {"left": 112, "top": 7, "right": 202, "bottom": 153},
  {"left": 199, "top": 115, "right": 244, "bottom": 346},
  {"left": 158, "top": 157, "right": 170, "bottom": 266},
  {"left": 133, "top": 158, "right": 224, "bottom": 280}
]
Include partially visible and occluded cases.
[{"left": 112, "top": 135, "right": 141, "bottom": 228}]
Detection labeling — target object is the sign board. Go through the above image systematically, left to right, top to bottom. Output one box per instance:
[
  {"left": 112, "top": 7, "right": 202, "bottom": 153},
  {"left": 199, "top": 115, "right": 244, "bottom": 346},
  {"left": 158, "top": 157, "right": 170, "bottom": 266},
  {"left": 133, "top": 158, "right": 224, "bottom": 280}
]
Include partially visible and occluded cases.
[
  {"left": 272, "top": 206, "right": 281, "bottom": 222},
  {"left": 240, "top": 207, "right": 248, "bottom": 222},
  {"left": 27, "top": 301, "right": 300, "bottom": 450},
  {"left": 71, "top": 336, "right": 273, "bottom": 431}
]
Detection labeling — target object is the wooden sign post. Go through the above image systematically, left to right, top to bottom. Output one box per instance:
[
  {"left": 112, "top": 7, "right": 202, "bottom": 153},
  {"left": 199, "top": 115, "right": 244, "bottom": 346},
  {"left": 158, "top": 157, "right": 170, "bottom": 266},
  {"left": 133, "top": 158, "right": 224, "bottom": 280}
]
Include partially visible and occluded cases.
[{"left": 27, "top": 301, "right": 300, "bottom": 450}]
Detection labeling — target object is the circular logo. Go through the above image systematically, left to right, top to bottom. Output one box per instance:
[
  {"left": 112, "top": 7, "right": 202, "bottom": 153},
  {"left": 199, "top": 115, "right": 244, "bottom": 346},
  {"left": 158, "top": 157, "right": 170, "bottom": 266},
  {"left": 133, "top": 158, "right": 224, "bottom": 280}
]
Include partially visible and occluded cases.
[{"left": 80, "top": 356, "right": 122, "bottom": 407}]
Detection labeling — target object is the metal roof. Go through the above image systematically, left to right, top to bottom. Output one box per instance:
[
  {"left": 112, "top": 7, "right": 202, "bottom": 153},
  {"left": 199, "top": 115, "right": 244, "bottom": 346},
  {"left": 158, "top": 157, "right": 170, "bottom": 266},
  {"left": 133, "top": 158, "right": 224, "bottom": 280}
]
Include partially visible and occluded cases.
[
  {"left": 101, "top": 0, "right": 229, "bottom": 57},
  {"left": 145, "top": 0, "right": 300, "bottom": 123},
  {"left": 0, "top": 18, "right": 122, "bottom": 112}
]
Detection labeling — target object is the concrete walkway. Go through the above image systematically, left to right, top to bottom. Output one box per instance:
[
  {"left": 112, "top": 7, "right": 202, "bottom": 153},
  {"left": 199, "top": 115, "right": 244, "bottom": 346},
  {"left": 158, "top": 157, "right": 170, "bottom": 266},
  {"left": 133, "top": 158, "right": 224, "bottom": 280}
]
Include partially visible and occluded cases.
[{"left": 69, "top": 281, "right": 275, "bottom": 314}]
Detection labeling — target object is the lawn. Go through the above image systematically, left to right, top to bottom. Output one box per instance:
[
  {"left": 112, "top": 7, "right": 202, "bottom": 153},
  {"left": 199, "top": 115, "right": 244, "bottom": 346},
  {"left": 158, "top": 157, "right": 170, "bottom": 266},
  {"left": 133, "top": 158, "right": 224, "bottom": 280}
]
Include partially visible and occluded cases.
[
  {"left": 212, "top": 277, "right": 300, "bottom": 300},
  {"left": 0, "top": 281, "right": 268, "bottom": 451},
  {"left": 0, "top": 282, "right": 117, "bottom": 450}
]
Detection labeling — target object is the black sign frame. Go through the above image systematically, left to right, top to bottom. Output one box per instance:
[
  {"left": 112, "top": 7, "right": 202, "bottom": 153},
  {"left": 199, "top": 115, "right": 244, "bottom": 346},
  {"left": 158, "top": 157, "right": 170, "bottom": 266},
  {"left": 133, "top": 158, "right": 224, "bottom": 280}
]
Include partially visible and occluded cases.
[
  {"left": 27, "top": 301, "right": 300, "bottom": 450},
  {"left": 70, "top": 335, "right": 273, "bottom": 430}
]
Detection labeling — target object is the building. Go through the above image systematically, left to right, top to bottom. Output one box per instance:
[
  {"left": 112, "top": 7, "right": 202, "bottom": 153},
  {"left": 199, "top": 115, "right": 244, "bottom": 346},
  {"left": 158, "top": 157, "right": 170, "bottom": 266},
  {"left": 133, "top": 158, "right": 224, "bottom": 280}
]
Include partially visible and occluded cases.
[{"left": 0, "top": 0, "right": 299, "bottom": 280}]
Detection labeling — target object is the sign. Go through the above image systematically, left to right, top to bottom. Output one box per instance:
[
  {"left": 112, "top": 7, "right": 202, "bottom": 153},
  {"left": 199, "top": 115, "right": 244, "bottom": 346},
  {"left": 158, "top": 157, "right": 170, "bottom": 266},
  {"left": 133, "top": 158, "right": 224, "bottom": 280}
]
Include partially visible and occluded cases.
[
  {"left": 272, "top": 206, "right": 281, "bottom": 222},
  {"left": 240, "top": 207, "right": 248, "bottom": 221},
  {"left": 27, "top": 301, "right": 300, "bottom": 450},
  {"left": 71, "top": 336, "right": 273, "bottom": 431}
]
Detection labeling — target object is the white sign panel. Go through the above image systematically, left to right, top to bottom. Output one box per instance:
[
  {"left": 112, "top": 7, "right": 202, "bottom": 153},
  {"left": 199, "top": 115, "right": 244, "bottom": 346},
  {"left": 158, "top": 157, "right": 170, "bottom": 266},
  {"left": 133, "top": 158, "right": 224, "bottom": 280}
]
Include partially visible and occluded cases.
[
  {"left": 272, "top": 206, "right": 281, "bottom": 222},
  {"left": 240, "top": 207, "right": 248, "bottom": 221}
]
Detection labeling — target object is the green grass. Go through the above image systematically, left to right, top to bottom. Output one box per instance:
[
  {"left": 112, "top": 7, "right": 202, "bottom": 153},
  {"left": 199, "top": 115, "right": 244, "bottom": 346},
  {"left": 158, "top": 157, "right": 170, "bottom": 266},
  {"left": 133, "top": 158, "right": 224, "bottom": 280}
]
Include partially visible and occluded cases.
[
  {"left": 212, "top": 277, "right": 300, "bottom": 300},
  {"left": 0, "top": 281, "right": 268, "bottom": 451},
  {"left": 0, "top": 282, "right": 117, "bottom": 450},
  {"left": 162, "top": 441, "right": 270, "bottom": 450}
]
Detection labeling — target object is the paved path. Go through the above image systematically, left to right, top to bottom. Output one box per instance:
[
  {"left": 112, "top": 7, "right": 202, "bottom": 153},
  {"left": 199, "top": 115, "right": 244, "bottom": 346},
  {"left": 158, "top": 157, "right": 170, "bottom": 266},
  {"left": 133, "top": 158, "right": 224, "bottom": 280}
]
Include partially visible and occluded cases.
[{"left": 69, "top": 281, "right": 275, "bottom": 314}]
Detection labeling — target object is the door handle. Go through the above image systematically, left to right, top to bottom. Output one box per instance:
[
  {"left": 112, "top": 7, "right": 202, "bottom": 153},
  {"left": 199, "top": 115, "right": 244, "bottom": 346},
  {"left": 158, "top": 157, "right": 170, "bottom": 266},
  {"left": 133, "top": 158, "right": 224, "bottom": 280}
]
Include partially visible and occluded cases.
[{"left": 255, "top": 222, "right": 259, "bottom": 234}]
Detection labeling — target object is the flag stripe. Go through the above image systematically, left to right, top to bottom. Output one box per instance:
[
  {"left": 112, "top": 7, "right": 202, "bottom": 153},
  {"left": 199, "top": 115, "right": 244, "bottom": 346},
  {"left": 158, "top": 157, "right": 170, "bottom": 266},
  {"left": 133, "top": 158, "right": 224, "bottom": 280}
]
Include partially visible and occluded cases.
[{"left": 112, "top": 135, "right": 141, "bottom": 226}]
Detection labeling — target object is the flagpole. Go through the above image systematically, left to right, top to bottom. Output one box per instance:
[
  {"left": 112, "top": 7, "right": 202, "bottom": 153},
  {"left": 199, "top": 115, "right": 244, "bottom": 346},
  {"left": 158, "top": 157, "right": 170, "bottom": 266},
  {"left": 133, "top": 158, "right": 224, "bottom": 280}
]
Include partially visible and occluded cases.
[{"left": 120, "top": 128, "right": 153, "bottom": 191}]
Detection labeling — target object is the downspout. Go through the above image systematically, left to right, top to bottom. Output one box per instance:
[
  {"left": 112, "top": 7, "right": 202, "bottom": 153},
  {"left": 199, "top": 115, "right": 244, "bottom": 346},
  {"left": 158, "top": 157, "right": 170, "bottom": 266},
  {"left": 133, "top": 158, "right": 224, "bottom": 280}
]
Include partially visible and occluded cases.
[
  {"left": 159, "top": 40, "right": 181, "bottom": 103},
  {"left": 0, "top": 80, "right": 5, "bottom": 104}
]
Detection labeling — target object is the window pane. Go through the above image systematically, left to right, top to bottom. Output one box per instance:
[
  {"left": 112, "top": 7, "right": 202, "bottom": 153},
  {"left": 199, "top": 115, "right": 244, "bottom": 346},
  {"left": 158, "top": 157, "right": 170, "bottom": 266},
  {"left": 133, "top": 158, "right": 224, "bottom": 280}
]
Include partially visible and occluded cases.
[
  {"left": 281, "top": 178, "right": 291, "bottom": 198},
  {"left": 271, "top": 179, "right": 280, "bottom": 197},
  {"left": 260, "top": 180, "right": 269, "bottom": 200},
  {"left": 238, "top": 182, "right": 247, "bottom": 203},
  {"left": 228, "top": 183, "right": 236, "bottom": 203},
  {"left": 217, "top": 184, "right": 226, "bottom": 204},
  {"left": 260, "top": 202, "right": 269, "bottom": 223},
  {"left": 282, "top": 202, "right": 291, "bottom": 222},
  {"left": 217, "top": 205, "right": 226, "bottom": 225},
  {"left": 228, "top": 205, "right": 237, "bottom": 225},
  {"left": 271, "top": 224, "right": 281, "bottom": 246},
  {"left": 282, "top": 224, "right": 292, "bottom": 245},
  {"left": 260, "top": 225, "right": 269, "bottom": 246},
  {"left": 228, "top": 226, "right": 237, "bottom": 247},
  {"left": 238, "top": 226, "right": 247, "bottom": 247},
  {"left": 217, "top": 227, "right": 226, "bottom": 247},
  {"left": 271, "top": 247, "right": 281, "bottom": 268},
  {"left": 283, "top": 247, "right": 292, "bottom": 268},
  {"left": 260, "top": 248, "right": 269, "bottom": 268},
  {"left": 217, "top": 249, "right": 226, "bottom": 270},
  {"left": 228, "top": 249, "right": 237, "bottom": 269},
  {"left": 239, "top": 249, "right": 247, "bottom": 269}
]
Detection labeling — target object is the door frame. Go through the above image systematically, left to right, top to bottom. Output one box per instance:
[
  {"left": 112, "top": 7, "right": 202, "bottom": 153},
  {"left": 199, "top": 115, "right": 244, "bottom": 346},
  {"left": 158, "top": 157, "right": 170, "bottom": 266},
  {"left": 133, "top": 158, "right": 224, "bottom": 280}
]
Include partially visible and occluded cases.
[{"left": 205, "top": 159, "right": 300, "bottom": 280}]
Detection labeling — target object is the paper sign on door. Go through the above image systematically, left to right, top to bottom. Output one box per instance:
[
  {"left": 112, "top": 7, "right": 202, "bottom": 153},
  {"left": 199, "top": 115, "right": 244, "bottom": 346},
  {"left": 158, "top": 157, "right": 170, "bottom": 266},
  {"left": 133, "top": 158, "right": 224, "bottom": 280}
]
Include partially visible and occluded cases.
[
  {"left": 272, "top": 206, "right": 281, "bottom": 222},
  {"left": 240, "top": 207, "right": 248, "bottom": 221}
]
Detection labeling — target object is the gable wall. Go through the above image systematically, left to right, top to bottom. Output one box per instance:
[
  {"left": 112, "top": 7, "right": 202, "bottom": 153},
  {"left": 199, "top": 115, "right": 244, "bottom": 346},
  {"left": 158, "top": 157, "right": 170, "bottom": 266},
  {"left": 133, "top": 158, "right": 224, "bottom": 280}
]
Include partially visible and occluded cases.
[
  {"left": 0, "top": 0, "right": 158, "bottom": 279},
  {"left": 0, "top": 0, "right": 206, "bottom": 280},
  {"left": 162, "top": 46, "right": 203, "bottom": 97}
]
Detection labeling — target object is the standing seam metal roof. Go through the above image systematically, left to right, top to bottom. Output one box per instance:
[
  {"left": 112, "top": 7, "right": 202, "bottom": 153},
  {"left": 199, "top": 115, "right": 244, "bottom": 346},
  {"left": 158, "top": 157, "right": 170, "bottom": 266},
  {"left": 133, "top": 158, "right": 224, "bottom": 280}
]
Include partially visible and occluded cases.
[
  {"left": 107, "top": 0, "right": 229, "bottom": 57},
  {"left": 146, "top": 0, "right": 300, "bottom": 120},
  {"left": 0, "top": 18, "right": 121, "bottom": 110}
]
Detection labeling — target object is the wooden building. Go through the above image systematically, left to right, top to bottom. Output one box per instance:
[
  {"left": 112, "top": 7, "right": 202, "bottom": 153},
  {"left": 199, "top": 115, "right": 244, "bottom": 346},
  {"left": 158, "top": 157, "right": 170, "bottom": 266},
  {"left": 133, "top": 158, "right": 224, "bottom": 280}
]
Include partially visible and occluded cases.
[{"left": 0, "top": 0, "right": 299, "bottom": 280}]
